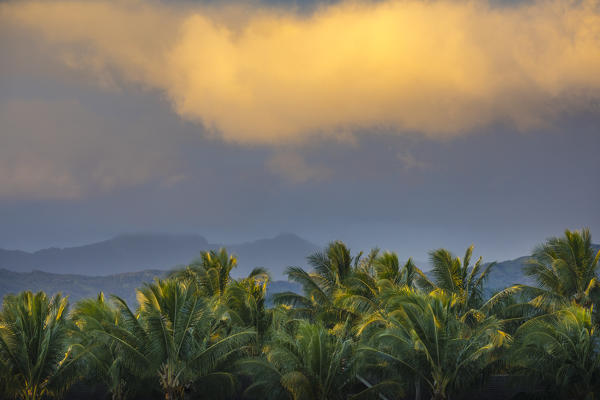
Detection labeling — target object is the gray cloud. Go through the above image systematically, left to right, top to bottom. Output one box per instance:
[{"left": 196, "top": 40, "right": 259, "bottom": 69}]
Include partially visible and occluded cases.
[
  {"left": 0, "top": 0, "right": 598, "bottom": 262},
  {"left": 0, "top": 98, "right": 186, "bottom": 199}
]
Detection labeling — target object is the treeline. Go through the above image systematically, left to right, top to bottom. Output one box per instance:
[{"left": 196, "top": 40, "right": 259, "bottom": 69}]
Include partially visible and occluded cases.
[{"left": 0, "top": 228, "right": 599, "bottom": 400}]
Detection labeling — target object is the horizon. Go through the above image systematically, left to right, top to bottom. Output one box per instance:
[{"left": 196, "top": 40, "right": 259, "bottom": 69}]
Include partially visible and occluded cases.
[{"left": 3, "top": 228, "right": 596, "bottom": 267}]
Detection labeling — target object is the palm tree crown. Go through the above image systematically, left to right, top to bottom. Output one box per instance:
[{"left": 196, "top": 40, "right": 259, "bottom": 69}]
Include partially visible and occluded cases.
[
  {"left": 525, "top": 228, "right": 600, "bottom": 309},
  {"left": 274, "top": 241, "right": 361, "bottom": 324},
  {"left": 423, "top": 245, "right": 496, "bottom": 315},
  {"left": 169, "top": 248, "right": 238, "bottom": 299},
  {"left": 82, "top": 279, "right": 254, "bottom": 400},
  {"left": 361, "top": 290, "right": 509, "bottom": 400},
  {"left": 0, "top": 291, "right": 83, "bottom": 400},
  {"left": 512, "top": 305, "right": 600, "bottom": 399},
  {"left": 240, "top": 320, "right": 355, "bottom": 400}
]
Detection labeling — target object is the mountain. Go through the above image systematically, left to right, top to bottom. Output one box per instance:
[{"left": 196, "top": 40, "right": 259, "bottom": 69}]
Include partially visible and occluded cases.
[
  {"left": 0, "top": 232, "right": 319, "bottom": 278},
  {"left": 0, "top": 233, "right": 208, "bottom": 276},
  {"left": 228, "top": 233, "right": 318, "bottom": 278},
  {"left": 1, "top": 241, "right": 597, "bottom": 307},
  {"left": 485, "top": 243, "right": 600, "bottom": 290},
  {"left": 486, "top": 256, "right": 535, "bottom": 289},
  {"left": 0, "top": 268, "right": 301, "bottom": 307},
  {"left": 0, "top": 268, "right": 166, "bottom": 307}
]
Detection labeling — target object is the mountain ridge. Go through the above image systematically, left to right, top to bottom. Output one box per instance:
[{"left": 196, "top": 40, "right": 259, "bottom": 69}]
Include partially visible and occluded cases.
[
  {"left": 0, "top": 232, "right": 319, "bottom": 278},
  {"left": 1, "top": 235, "right": 597, "bottom": 307},
  {"left": 2, "top": 245, "right": 598, "bottom": 308}
]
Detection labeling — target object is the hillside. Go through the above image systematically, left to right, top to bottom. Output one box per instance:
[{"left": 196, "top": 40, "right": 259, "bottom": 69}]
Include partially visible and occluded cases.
[
  {"left": 0, "top": 233, "right": 318, "bottom": 278},
  {"left": 1, "top": 242, "right": 597, "bottom": 307},
  {"left": 485, "top": 243, "right": 600, "bottom": 290},
  {"left": 0, "top": 253, "right": 555, "bottom": 309},
  {"left": 486, "top": 256, "right": 535, "bottom": 289},
  {"left": 0, "top": 268, "right": 301, "bottom": 307},
  {"left": 0, "top": 268, "right": 166, "bottom": 307}
]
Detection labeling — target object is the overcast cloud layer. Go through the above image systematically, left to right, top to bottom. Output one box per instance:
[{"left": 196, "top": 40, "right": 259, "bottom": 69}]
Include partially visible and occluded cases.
[
  {"left": 0, "top": 0, "right": 598, "bottom": 262},
  {"left": 3, "top": 0, "right": 600, "bottom": 143}
]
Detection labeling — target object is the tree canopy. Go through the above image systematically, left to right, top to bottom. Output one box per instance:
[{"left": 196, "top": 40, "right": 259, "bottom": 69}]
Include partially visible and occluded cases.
[{"left": 1, "top": 228, "right": 599, "bottom": 400}]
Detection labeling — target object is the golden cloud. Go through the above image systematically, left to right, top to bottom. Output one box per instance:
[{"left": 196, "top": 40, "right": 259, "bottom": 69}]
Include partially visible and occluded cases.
[{"left": 3, "top": 0, "right": 600, "bottom": 144}]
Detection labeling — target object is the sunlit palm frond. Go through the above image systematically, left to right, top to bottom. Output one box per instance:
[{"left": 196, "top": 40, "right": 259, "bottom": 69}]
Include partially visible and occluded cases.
[{"left": 0, "top": 291, "right": 85, "bottom": 400}]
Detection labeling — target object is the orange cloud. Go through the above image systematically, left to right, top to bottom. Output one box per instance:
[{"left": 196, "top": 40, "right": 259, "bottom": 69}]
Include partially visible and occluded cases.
[{"left": 2, "top": 0, "right": 600, "bottom": 144}]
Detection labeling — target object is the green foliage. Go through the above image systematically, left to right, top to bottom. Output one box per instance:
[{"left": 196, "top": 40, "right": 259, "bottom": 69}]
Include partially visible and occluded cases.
[
  {"left": 0, "top": 228, "right": 599, "bottom": 399},
  {"left": 524, "top": 228, "right": 600, "bottom": 311},
  {"left": 273, "top": 241, "right": 362, "bottom": 326},
  {"left": 424, "top": 245, "right": 498, "bottom": 315},
  {"left": 168, "top": 248, "right": 238, "bottom": 299},
  {"left": 374, "top": 252, "right": 421, "bottom": 288},
  {"left": 226, "top": 268, "right": 273, "bottom": 351},
  {"left": 77, "top": 279, "right": 254, "bottom": 400},
  {"left": 131, "top": 279, "right": 254, "bottom": 399},
  {"left": 360, "top": 290, "right": 509, "bottom": 400},
  {"left": 0, "top": 291, "right": 84, "bottom": 400},
  {"left": 71, "top": 293, "right": 150, "bottom": 400},
  {"left": 511, "top": 305, "right": 600, "bottom": 399},
  {"left": 240, "top": 320, "right": 355, "bottom": 400}
]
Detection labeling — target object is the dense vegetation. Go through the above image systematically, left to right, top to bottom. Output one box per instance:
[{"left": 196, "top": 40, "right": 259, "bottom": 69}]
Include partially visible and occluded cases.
[{"left": 1, "top": 229, "right": 599, "bottom": 400}]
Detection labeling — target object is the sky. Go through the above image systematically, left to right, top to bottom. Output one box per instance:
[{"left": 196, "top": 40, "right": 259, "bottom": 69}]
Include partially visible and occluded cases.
[{"left": 0, "top": 0, "right": 599, "bottom": 262}]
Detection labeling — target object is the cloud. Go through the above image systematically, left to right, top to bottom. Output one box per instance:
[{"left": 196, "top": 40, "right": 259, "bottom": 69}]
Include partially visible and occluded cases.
[
  {"left": 2, "top": 0, "right": 600, "bottom": 146},
  {"left": 0, "top": 99, "right": 185, "bottom": 199},
  {"left": 267, "top": 151, "right": 332, "bottom": 182},
  {"left": 397, "top": 151, "right": 429, "bottom": 170}
]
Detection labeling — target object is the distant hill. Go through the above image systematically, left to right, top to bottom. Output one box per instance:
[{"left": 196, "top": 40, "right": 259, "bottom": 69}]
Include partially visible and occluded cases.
[
  {"left": 0, "top": 233, "right": 319, "bottom": 278},
  {"left": 228, "top": 233, "right": 319, "bottom": 278},
  {"left": 1, "top": 241, "right": 597, "bottom": 307},
  {"left": 485, "top": 243, "right": 600, "bottom": 290},
  {"left": 0, "top": 250, "right": 571, "bottom": 309},
  {"left": 486, "top": 256, "right": 535, "bottom": 289},
  {"left": 0, "top": 268, "right": 301, "bottom": 307},
  {"left": 0, "top": 268, "right": 166, "bottom": 307},
  {"left": 0, "top": 269, "right": 300, "bottom": 307}
]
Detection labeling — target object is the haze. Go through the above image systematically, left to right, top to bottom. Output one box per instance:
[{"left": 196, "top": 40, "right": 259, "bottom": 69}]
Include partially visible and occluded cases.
[{"left": 0, "top": 0, "right": 598, "bottom": 264}]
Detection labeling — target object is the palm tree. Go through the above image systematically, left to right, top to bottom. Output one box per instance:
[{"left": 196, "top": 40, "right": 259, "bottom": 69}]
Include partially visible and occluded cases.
[
  {"left": 524, "top": 228, "right": 600, "bottom": 311},
  {"left": 273, "top": 241, "right": 361, "bottom": 325},
  {"left": 422, "top": 246, "right": 497, "bottom": 316},
  {"left": 169, "top": 248, "right": 238, "bottom": 299},
  {"left": 374, "top": 252, "right": 422, "bottom": 289},
  {"left": 335, "top": 253, "right": 424, "bottom": 333},
  {"left": 226, "top": 268, "right": 272, "bottom": 351},
  {"left": 89, "top": 279, "right": 254, "bottom": 400},
  {"left": 0, "top": 291, "right": 85, "bottom": 400},
  {"left": 360, "top": 291, "right": 509, "bottom": 400},
  {"left": 72, "top": 293, "right": 146, "bottom": 400},
  {"left": 511, "top": 305, "right": 600, "bottom": 399},
  {"left": 239, "top": 320, "right": 355, "bottom": 400}
]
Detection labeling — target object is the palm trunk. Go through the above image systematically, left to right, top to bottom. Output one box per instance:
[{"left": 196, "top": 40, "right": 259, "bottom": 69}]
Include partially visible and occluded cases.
[
  {"left": 415, "top": 378, "right": 421, "bottom": 400},
  {"left": 430, "top": 385, "right": 446, "bottom": 400},
  {"left": 164, "top": 387, "right": 184, "bottom": 400},
  {"left": 112, "top": 390, "right": 124, "bottom": 400},
  {"left": 430, "top": 392, "right": 446, "bottom": 400}
]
